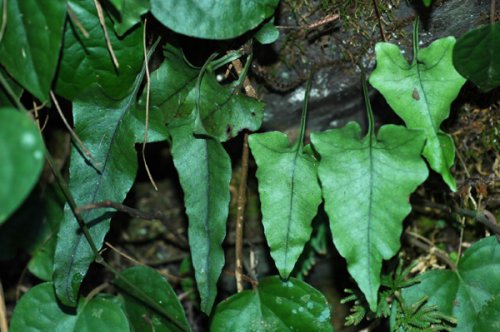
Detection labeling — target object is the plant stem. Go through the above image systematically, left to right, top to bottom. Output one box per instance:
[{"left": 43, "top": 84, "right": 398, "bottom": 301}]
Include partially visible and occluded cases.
[
  {"left": 372, "top": 0, "right": 387, "bottom": 42},
  {"left": 491, "top": 0, "right": 496, "bottom": 25},
  {"left": 412, "top": 17, "right": 420, "bottom": 64},
  {"left": 231, "top": 56, "right": 258, "bottom": 292},
  {"left": 298, "top": 74, "right": 313, "bottom": 154},
  {"left": 235, "top": 132, "right": 249, "bottom": 292},
  {"left": 46, "top": 154, "right": 101, "bottom": 259},
  {"left": 416, "top": 200, "right": 500, "bottom": 238},
  {"left": 404, "top": 231, "right": 457, "bottom": 270}
]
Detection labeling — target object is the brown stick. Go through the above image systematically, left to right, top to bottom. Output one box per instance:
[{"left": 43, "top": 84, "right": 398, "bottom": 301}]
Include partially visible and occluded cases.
[
  {"left": 93, "top": 0, "right": 119, "bottom": 69},
  {"left": 372, "top": 0, "right": 388, "bottom": 42},
  {"left": 67, "top": 4, "right": 90, "bottom": 38},
  {"left": 276, "top": 13, "right": 339, "bottom": 31},
  {"left": 141, "top": 18, "right": 158, "bottom": 191},
  {"left": 230, "top": 57, "right": 257, "bottom": 292},
  {"left": 50, "top": 91, "right": 101, "bottom": 170},
  {"left": 235, "top": 132, "right": 250, "bottom": 292},
  {"left": 76, "top": 200, "right": 188, "bottom": 249},
  {"left": 416, "top": 200, "right": 500, "bottom": 237},
  {"left": 404, "top": 231, "right": 457, "bottom": 270},
  {"left": 0, "top": 280, "right": 7, "bottom": 332}
]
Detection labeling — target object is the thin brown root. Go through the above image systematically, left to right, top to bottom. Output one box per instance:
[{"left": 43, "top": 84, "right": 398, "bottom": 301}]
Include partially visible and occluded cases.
[
  {"left": 93, "top": 0, "right": 119, "bottom": 69},
  {"left": 67, "top": 4, "right": 90, "bottom": 38},
  {"left": 141, "top": 18, "right": 158, "bottom": 191},
  {"left": 50, "top": 91, "right": 101, "bottom": 170},
  {"left": 0, "top": 280, "right": 7, "bottom": 332}
]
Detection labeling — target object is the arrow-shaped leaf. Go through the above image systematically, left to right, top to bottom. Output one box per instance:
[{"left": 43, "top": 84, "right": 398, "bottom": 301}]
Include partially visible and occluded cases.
[
  {"left": 0, "top": 0, "right": 66, "bottom": 102},
  {"left": 369, "top": 37, "right": 466, "bottom": 191},
  {"left": 52, "top": 41, "right": 167, "bottom": 305},
  {"left": 169, "top": 118, "right": 231, "bottom": 314},
  {"left": 311, "top": 123, "right": 428, "bottom": 310},
  {"left": 248, "top": 134, "right": 321, "bottom": 278},
  {"left": 401, "top": 236, "right": 500, "bottom": 331},
  {"left": 211, "top": 276, "right": 333, "bottom": 332}
]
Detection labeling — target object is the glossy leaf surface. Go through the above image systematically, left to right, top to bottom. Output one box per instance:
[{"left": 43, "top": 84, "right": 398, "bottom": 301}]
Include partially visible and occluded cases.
[
  {"left": 0, "top": 0, "right": 66, "bottom": 101},
  {"left": 55, "top": 0, "right": 143, "bottom": 100},
  {"left": 110, "top": 0, "right": 150, "bottom": 36},
  {"left": 150, "top": 0, "right": 279, "bottom": 40},
  {"left": 255, "top": 21, "right": 280, "bottom": 44},
  {"left": 453, "top": 22, "right": 500, "bottom": 92},
  {"left": 369, "top": 37, "right": 466, "bottom": 191},
  {"left": 143, "top": 46, "right": 263, "bottom": 142},
  {"left": 53, "top": 51, "right": 164, "bottom": 306},
  {"left": 0, "top": 67, "right": 23, "bottom": 107},
  {"left": 0, "top": 108, "right": 45, "bottom": 224},
  {"left": 170, "top": 119, "right": 231, "bottom": 314},
  {"left": 311, "top": 123, "right": 428, "bottom": 310},
  {"left": 249, "top": 132, "right": 321, "bottom": 278},
  {"left": 402, "top": 237, "right": 500, "bottom": 331},
  {"left": 115, "top": 266, "right": 191, "bottom": 332},
  {"left": 211, "top": 276, "right": 333, "bottom": 331},
  {"left": 10, "top": 283, "right": 129, "bottom": 332}
]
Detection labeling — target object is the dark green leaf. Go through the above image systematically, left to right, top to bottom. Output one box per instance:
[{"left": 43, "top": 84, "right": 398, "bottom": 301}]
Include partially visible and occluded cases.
[
  {"left": 0, "top": 0, "right": 66, "bottom": 101},
  {"left": 55, "top": 0, "right": 143, "bottom": 100},
  {"left": 109, "top": 0, "right": 150, "bottom": 36},
  {"left": 150, "top": 0, "right": 279, "bottom": 40},
  {"left": 254, "top": 21, "right": 280, "bottom": 44},
  {"left": 453, "top": 22, "right": 500, "bottom": 92},
  {"left": 369, "top": 37, "right": 466, "bottom": 191},
  {"left": 141, "top": 46, "right": 263, "bottom": 142},
  {"left": 53, "top": 56, "right": 156, "bottom": 306},
  {"left": 0, "top": 67, "right": 23, "bottom": 107},
  {"left": 191, "top": 73, "right": 264, "bottom": 141},
  {"left": 0, "top": 108, "right": 45, "bottom": 224},
  {"left": 169, "top": 118, "right": 231, "bottom": 314},
  {"left": 311, "top": 123, "right": 428, "bottom": 310},
  {"left": 249, "top": 133, "right": 321, "bottom": 278},
  {"left": 27, "top": 186, "right": 65, "bottom": 281},
  {"left": 402, "top": 237, "right": 500, "bottom": 331},
  {"left": 115, "top": 266, "right": 191, "bottom": 332},
  {"left": 211, "top": 276, "right": 333, "bottom": 331},
  {"left": 10, "top": 283, "right": 130, "bottom": 332},
  {"left": 475, "top": 296, "right": 500, "bottom": 331}
]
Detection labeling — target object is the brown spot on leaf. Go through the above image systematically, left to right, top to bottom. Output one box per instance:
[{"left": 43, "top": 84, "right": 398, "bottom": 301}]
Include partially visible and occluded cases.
[{"left": 412, "top": 88, "right": 420, "bottom": 101}]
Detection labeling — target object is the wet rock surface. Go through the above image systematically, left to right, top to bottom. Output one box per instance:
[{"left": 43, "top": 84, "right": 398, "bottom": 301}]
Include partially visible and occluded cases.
[{"left": 252, "top": 0, "right": 490, "bottom": 133}]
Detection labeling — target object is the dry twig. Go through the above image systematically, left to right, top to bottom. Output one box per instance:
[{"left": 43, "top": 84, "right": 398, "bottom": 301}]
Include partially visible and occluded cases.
[{"left": 93, "top": 0, "right": 119, "bottom": 69}]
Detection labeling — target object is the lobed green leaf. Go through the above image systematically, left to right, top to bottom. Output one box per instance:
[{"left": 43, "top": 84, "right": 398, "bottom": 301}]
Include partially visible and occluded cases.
[
  {"left": 369, "top": 37, "right": 466, "bottom": 191},
  {"left": 169, "top": 118, "right": 231, "bottom": 314},
  {"left": 311, "top": 123, "right": 428, "bottom": 310},
  {"left": 249, "top": 132, "right": 321, "bottom": 278},
  {"left": 401, "top": 236, "right": 500, "bottom": 331}
]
